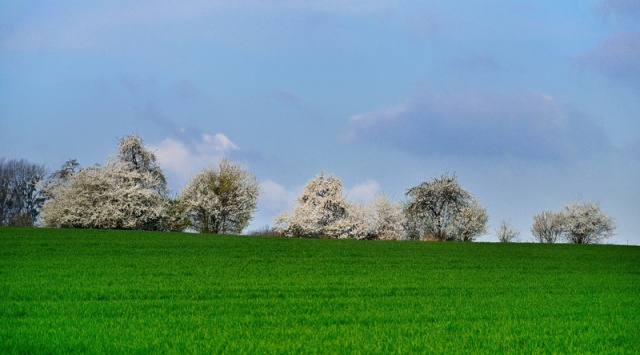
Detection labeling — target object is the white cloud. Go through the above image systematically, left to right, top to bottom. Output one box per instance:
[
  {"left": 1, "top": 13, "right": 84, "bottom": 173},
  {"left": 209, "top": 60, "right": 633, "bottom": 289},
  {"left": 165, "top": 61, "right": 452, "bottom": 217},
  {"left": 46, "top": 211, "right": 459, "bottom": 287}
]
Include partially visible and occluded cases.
[
  {"left": 151, "top": 133, "right": 239, "bottom": 186},
  {"left": 345, "top": 179, "right": 381, "bottom": 204},
  {"left": 259, "top": 180, "right": 299, "bottom": 214}
]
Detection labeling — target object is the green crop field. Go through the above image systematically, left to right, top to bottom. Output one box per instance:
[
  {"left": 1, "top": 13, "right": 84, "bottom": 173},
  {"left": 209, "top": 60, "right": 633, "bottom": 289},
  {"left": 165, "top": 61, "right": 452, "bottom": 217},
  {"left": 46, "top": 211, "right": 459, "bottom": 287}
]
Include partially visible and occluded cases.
[{"left": 1, "top": 227, "right": 638, "bottom": 353}]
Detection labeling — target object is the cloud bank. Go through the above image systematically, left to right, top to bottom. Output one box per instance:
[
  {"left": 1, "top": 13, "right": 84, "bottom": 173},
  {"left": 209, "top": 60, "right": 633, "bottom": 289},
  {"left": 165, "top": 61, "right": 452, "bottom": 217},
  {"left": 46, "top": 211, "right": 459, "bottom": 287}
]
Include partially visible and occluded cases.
[{"left": 343, "top": 88, "right": 610, "bottom": 161}]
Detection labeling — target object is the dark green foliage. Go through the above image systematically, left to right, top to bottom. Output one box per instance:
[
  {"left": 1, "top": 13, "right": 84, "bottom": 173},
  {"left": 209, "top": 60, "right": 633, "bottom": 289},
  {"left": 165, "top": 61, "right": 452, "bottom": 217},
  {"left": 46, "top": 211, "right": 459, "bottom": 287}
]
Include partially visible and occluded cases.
[{"left": 1, "top": 227, "right": 639, "bottom": 353}]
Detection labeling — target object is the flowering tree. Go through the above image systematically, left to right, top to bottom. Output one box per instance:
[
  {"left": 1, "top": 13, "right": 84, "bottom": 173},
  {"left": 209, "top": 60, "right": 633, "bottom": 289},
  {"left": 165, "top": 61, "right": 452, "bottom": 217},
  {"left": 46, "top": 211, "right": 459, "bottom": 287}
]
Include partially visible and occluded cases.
[
  {"left": 40, "top": 134, "right": 169, "bottom": 230},
  {"left": 115, "top": 134, "right": 168, "bottom": 195},
  {"left": 179, "top": 158, "right": 260, "bottom": 234},
  {"left": 41, "top": 160, "right": 167, "bottom": 229},
  {"left": 275, "top": 172, "right": 350, "bottom": 238},
  {"left": 404, "top": 173, "right": 488, "bottom": 241},
  {"left": 275, "top": 174, "right": 407, "bottom": 240},
  {"left": 370, "top": 194, "right": 406, "bottom": 240},
  {"left": 562, "top": 201, "right": 615, "bottom": 244},
  {"left": 531, "top": 210, "right": 565, "bottom": 243},
  {"left": 496, "top": 219, "right": 520, "bottom": 243}
]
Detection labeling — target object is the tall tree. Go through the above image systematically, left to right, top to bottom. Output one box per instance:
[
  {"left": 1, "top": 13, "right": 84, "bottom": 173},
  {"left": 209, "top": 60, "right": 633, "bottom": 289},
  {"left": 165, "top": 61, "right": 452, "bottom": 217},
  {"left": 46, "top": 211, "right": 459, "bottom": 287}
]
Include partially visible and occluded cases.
[
  {"left": 180, "top": 158, "right": 260, "bottom": 234},
  {"left": 404, "top": 173, "right": 488, "bottom": 241}
]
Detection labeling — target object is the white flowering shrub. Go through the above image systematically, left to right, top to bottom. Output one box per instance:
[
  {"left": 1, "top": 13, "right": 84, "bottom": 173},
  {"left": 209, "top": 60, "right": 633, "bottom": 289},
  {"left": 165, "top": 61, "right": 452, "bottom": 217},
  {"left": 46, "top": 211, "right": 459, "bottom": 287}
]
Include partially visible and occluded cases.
[
  {"left": 40, "top": 134, "right": 169, "bottom": 230},
  {"left": 179, "top": 158, "right": 259, "bottom": 234},
  {"left": 41, "top": 160, "right": 167, "bottom": 229},
  {"left": 275, "top": 172, "right": 350, "bottom": 238},
  {"left": 275, "top": 173, "right": 407, "bottom": 240},
  {"left": 405, "top": 173, "right": 488, "bottom": 241},
  {"left": 370, "top": 194, "right": 406, "bottom": 240},
  {"left": 562, "top": 201, "right": 615, "bottom": 244},
  {"left": 531, "top": 210, "right": 565, "bottom": 243}
]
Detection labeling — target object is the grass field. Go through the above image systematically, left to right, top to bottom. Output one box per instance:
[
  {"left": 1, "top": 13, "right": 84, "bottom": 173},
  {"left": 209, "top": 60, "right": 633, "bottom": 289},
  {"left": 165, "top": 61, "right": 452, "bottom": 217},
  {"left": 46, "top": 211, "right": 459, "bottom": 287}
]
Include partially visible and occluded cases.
[{"left": 1, "top": 227, "right": 639, "bottom": 353}]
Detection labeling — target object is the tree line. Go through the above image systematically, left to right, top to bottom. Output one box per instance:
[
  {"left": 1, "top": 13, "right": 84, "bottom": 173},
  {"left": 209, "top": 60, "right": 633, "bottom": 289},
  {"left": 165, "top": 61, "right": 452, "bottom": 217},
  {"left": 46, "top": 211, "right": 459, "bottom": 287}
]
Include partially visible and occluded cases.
[{"left": 0, "top": 134, "right": 616, "bottom": 243}]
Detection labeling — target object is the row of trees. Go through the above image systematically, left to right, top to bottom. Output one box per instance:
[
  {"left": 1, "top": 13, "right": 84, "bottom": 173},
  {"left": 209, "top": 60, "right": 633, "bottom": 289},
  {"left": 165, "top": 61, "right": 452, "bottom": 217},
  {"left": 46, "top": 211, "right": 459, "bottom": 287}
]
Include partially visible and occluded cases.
[
  {"left": 0, "top": 134, "right": 616, "bottom": 243},
  {"left": 1, "top": 134, "right": 259, "bottom": 234},
  {"left": 274, "top": 172, "right": 616, "bottom": 244}
]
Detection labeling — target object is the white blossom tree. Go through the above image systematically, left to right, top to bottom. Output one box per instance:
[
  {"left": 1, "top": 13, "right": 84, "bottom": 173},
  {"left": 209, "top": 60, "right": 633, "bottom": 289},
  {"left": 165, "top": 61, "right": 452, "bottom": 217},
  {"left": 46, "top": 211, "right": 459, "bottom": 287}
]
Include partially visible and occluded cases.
[
  {"left": 40, "top": 134, "right": 169, "bottom": 230},
  {"left": 179, "top": 158, "right": 260, "bottom": 234},
  {"left": 41, "top": 160, "right": 167, "bottom": 229},
  {"left": 274, "top": 172, "right": 350, "bottom": 238},
  {"left": 404, "top": 173, "right": 488, "bottom": 241},
  {"left": 275, "top": 174, "right": 407, "bottom": 240},
  {"left": 370, "top": 194, "right": 406, "bottom": 240},
  {"left": 562, "top": 201, "right": 615, "bottom": 244},
  {"left": 531, "top": 210, "right": 565, "bottom": 243},
  {"left": 496, "top": 219, "right": 520, "bottom": 243}
]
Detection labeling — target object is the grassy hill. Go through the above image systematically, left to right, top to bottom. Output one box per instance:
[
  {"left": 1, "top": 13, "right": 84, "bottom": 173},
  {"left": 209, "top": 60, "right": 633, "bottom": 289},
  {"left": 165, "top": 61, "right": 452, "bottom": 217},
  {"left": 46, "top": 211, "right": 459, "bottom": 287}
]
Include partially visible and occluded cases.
[{"left": 1, "top": 227, "right": 639, "bottom": 353}]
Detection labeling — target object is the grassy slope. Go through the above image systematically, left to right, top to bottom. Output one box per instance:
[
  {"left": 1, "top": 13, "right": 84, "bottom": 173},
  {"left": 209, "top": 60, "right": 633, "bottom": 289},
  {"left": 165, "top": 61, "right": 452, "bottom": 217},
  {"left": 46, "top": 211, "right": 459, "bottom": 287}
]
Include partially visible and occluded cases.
[{"left": 1, "top": 227, "right": 639, "bottom": 353}]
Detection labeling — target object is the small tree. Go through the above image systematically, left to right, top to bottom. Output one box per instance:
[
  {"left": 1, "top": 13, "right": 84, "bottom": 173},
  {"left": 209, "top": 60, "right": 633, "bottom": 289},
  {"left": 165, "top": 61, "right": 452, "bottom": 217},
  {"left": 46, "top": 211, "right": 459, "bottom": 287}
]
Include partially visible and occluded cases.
[
  {"left": 180, "top": 158, "right": 260, "bottom": 234},
  {"left": 275, "top": 172, "right": 350, "bottom": 238},
  {"left": 404, "top": 173, "right": 488, "bottom": 241},
  {"left": 370, "top": 194, "right": 406, "bottom": 240},
  {"left": 562, "top": 201, "right": 615, "bottom": 244},
  {"left": 531, "top": 210, "right": 565, "bottom": 243},
  {"left": 496, "top": 220, "right": 520, "bottom": 243}
]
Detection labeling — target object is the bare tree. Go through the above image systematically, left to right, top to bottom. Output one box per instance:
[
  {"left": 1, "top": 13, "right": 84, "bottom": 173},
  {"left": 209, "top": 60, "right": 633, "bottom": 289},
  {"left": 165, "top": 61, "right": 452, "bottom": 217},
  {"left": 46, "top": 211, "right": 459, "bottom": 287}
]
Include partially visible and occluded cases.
[
  {"left": 0, "top": 158, "right": 47, "bottom": 226},
  {"left": 179, "top": 158, "right": 260, "bottom": 234},
  {"left": 404, "top": 173, "right": 488, "bottom": 241},
  {"left": 562, "top": 201, "right": 615, "bottom": 244},
  {"left": 531, "top": 210, "right": 565, "bottom": 243},
  {"left": 496, "top": 220, "right": 520, "bottom": 243}
]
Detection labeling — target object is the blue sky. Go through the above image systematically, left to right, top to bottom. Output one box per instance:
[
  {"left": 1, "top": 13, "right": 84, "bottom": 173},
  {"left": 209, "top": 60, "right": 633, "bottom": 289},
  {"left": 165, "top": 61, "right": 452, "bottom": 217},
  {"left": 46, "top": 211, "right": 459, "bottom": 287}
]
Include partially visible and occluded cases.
[{"left": 1, "top": 0, "right": 639, "bottom": 243}]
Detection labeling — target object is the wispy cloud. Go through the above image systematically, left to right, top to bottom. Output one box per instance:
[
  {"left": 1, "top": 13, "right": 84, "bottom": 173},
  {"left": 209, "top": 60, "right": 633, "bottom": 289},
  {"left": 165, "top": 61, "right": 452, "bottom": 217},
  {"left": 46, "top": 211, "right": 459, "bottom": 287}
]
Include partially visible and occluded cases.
[
  {"left": 577, "top": 31, "right": 640, "bottom": 91},
  {"left": 342, "top": 88, "right": 610, "bottom": 161}
]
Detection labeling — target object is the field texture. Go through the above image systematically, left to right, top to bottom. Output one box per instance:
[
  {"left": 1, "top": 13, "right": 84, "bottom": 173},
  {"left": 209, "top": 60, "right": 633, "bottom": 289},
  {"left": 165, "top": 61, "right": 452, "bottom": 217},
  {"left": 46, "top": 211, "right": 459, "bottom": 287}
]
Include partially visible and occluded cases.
[{"left": 1, "top": 227, "right": 639, "bottom": 353}]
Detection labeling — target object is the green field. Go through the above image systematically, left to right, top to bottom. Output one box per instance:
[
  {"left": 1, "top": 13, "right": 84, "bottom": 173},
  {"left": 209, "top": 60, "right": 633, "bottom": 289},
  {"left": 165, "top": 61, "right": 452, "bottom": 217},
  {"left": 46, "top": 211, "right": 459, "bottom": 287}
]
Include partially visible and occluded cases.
[{"left": 1, "top": 227, "right": 638, "bottom": 353}]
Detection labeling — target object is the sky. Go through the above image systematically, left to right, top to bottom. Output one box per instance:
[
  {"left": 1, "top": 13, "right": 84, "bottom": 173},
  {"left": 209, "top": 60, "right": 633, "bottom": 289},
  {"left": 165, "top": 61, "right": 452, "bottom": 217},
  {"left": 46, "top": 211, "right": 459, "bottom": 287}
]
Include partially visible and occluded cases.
[{"left": 1, "top": 0, "right": 639, "bottom": 244}]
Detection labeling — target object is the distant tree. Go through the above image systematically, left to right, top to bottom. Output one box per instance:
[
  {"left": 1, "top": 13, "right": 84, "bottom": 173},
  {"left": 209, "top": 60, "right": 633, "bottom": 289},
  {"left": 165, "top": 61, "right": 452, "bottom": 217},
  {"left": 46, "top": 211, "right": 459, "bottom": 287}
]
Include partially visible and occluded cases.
[
  {"left": 41, "top": 134, "right": 169, "bottom": 230},
  {"left": 115, "top": 134, "right": 168, "bottom": 195},
  {"left": 0, "top": 158, "right": 47, "bottom": 226},
  {"left": 179, "top": 158, "right": 260, "bottom": 234},
  {"left": 41, "top": 161, "right": 167, "bottom": 229},
  {"left": 275, "top": 172, "right": 350, "bottom": 238},
  {"left": 404, "top": 173, "right": 488, "bottom": 241},
  {"left": 370, "top": 194, "right": 406, "bottom": 240},
  {"left": 562, "top": 201, "right": 615, "bottom": 244},
  {"left": 531, "top": 210, "right": 565, "bottom": 243},
  {"left": 496, "top": 220, "right": 520, "bottom": 243}
]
